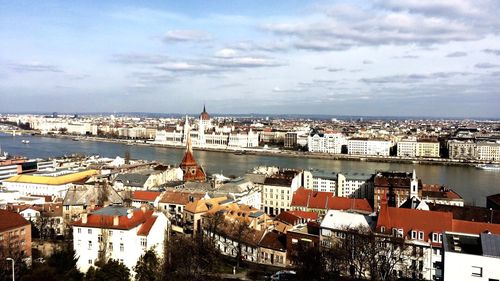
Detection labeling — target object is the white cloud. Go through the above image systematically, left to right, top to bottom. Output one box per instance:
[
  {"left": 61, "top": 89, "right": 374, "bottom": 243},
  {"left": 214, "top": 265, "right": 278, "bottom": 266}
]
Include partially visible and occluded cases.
[{"left": 163, "top": 29, "right": 211, "bottom": 42}]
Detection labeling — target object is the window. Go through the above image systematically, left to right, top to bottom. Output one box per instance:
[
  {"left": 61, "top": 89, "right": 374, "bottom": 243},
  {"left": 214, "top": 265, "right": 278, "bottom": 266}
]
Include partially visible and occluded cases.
[
  {"left": 380, "top": 226, "right": 385, "bottom": 233},
  {"left": 77, "top": 228, "right": 81, "bottom": 234},
  {"left": 88, "top": 229, "right": 92, "bottom": 234},
  {"left": 109, "top": 230, "right": 113, "bottom": 237},
  {"left": 411, "top": 230, "right": 417, "bottom": 239},
  {"left": 418, "top": 231, "right": 424, "bottom": 240},
  {"left": 432, "top": 233, "right": 439, "bottom": 242},
  {"left": 98, "top": 234, "right": 102, "bottom": 242},
  {"left": 140, "top": 238, "right": 147, "bottom": 249},
  {"left": 88, "top": 241, "right": 92, "bottom": 250},
  {"left": 109, "top": 242, "right": 113, "bottom": 251},
  {"left": 120, "top": 243, "right": 124, "bottom": 252},
  {"left": 88, "top": 259, "right": 92, "bottom": 265},
  {"left": 471, "top": 266, "right": 482, "bottom": 277}
]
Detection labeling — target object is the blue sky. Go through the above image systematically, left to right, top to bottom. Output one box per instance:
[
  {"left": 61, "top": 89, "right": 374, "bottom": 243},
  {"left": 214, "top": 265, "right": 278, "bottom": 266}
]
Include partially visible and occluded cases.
[{"left": 1, "top": 0, "right": 500, "bottom": 117}]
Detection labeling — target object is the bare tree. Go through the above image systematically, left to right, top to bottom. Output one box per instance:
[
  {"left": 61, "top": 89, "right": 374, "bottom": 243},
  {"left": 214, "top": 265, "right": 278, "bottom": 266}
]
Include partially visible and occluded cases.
[
  {"left": 203, "top": 211, "right": 225, "bottom": 241},
  {"left": 95, "top": 219, "right": 110, "bottom": 267},
  {"left": 321, "top": 227, "right": 420, "bottom": 281}
]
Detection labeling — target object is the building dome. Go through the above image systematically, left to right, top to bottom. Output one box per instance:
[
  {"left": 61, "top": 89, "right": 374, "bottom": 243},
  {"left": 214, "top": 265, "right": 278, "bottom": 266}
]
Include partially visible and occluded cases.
[{"left": 199, "top": 105, "right": 210, "bottom": 120}]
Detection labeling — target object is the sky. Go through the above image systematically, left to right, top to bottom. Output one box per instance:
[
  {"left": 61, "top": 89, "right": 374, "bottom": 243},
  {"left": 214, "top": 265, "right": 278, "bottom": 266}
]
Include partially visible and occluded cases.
[{"left": 1, "top": 0, "right": 500, "bottom": 118}]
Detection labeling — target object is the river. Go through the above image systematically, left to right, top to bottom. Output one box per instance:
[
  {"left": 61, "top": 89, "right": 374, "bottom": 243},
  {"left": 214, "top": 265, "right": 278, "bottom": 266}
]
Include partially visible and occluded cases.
[{"left": 1, "top": 134, "right": 499, "bottom": 206}]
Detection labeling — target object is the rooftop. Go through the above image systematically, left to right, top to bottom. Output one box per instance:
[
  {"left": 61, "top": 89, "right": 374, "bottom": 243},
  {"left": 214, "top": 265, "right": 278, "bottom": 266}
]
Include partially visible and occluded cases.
[{"left": 4, "top": 169, "right": 97, "bottom": 185}]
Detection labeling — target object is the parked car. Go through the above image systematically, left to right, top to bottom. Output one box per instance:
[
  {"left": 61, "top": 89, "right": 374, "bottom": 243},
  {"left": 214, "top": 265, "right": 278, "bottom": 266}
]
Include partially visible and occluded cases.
[{"left": 269, "top": 270, "right": 296, "bottom": 281}]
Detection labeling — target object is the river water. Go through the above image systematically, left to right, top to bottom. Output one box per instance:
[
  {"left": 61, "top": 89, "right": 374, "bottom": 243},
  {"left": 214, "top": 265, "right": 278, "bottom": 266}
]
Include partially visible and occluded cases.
[{"left": 1, "top": 134, "right": 499, "bottom": 206}]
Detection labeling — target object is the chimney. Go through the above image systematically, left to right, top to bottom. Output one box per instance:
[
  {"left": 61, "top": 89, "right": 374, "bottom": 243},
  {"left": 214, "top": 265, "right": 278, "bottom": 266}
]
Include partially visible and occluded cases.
[
  {"left": 140, "top": 205, "right": 147, "bottom": 213},
  {"left": 127, "top": 209, "right": 133, "bottom": 219},
  {"left": 82, "top": 213, "right": 88, "bottom": 224},
  {"left": 113, "top": 216, "right": 119, "bottom": 226}
]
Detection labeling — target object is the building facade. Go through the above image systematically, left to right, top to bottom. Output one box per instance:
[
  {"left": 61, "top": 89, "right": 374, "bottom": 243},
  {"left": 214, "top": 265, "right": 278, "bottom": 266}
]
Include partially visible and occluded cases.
[{"left": 72, "top": 205, "right": 169, "bottom": 273}]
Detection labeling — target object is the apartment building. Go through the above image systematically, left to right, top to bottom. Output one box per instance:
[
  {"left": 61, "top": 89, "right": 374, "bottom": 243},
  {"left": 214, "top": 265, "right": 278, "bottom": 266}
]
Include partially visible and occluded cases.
[
  {"left": 348, "top": 138, "right": 392, "bottom": 156},
  {"left": 261, "top": 170, "right": 302, "bottom": 216},
  {"left": 72, "top": 205, "right": 169, "bottom": 272}
]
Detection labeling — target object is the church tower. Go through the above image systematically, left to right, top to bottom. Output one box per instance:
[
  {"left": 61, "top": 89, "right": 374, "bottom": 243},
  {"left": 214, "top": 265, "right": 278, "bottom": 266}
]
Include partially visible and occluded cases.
[
  {"left": 179, "top": 127, "right": 206, "bottom": 182},
  {"left": 410, "top": 169, "right": 418, "bottom": 199}
]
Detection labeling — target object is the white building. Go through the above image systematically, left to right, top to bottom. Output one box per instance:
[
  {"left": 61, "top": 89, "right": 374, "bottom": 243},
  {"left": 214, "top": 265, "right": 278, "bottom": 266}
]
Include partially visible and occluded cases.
[
  {"left": 154, "top": 116, "right": 259, "bottom": 150},
  {"left": 308, "top": 132, "right": 346, "bottom": 154},
  {"left": 348, "top": 138, "right": 392, "bottom": 156},
  {"left": 2, "top": 170, "right": 97, "bottom": 198},
  {"left": 261, "top": 170, "right": 303, "bottom": 216},
  {"left": 302, "top": 170, "right": 337, "bottom": 193},
  {"left": 336, "top": 172, "right": 373, "bottom": 199},
  {"left": 218, "top": 177, "right": 262, "bottom": 210},
  {"left": 72, "top": 205, "right": 169, "bottom": 273},
  {"left": 319, "top": 210, "right": 374, "bottom": 248},
  {"left": 442, "top": 232, "right": 500, "bottom": 281}
]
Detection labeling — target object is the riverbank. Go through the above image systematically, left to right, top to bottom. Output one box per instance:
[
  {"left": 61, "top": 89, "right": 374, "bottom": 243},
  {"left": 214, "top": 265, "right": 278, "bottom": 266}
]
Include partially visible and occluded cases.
[{"left": 40, "top": 134, "right": 489, "bottom": 168}]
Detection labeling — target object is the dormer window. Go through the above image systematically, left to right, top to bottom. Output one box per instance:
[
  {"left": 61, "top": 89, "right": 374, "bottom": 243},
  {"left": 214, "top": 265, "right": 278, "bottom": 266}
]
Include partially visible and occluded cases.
[
  {"left": 380, "top": 226, "right": 385, "bottom": 233},
  {"left": 411, "top": 230, "right": 417, "bottom": 240},
  {"left": 418, "top": 231, "right": 424, "bottom": 240},
  {"left": 432, "top": 233, "right": 439, "bottom": 242}
]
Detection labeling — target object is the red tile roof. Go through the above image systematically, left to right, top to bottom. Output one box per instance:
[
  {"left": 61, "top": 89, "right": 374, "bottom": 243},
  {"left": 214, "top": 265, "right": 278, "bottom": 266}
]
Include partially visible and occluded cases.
[
  {"left": 291, "top": 187, "right": 373, "bottom": 213},
  {"left": 159, "top": 190, "right": 205, "bottom": 205},
  {"left": 132, "top": 191, "right": 161, "bottom": 202},
  {"left": 377, "top": 200, "right": 500, "bottom": 245},
  {"left": 0, "top": 209, "right": 30, "bottom": 232},
  {"left": 73, "top": 209, "right": 154, "bottom": 231},
  {"left": 287, "top": 210, "right": 318, "bottom": 221},
  {"left": 275, "top": 211, "right": 302, "bottom": 225},
  {"left": 137, "top": 216, "right": 157, "bottom": 236},
  {"left": 452, "top": 219, "right": 500, "bottom": 235}
]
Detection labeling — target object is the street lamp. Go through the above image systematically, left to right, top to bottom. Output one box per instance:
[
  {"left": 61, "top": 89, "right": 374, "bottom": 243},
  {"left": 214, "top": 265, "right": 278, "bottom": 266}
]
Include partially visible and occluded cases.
[{"left": 6, "top": 258, "right": 14, "bottom": 281}]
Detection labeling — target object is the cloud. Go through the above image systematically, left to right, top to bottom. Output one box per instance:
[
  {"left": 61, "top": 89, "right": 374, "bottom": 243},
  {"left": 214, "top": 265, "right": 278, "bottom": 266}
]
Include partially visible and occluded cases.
[
  {"left": 262, "top": 2, "right": 499, "bottom": 52},
  {"left": 162, "top": 29, "right": 211, "bottom": 43},
  {"left": 228, "top": 41, "right": 290, "bottom": 53},
  {"left": 214, "top": 48, "right": 239, "bottom": 58},
  {"left": 483, "top": 49, "right": 500, "bottom": 56},
  {"left": 446, "top": 51, "right": 467, "bottom": 57},
  {"left": 112, "top": 54, "right": 169, "bottom": 64},
  {"left": 392, "top": 55, "right": 419, "bottom": 59},
  {"left": 363, "top": 60, "right": 373, "bottom": 64},
  {"left": 8, "top": 62, "right": 63, "bottom": 73},
  {"left": 475, "top": 63, "right": 500, "bottom": 69},
  {"left": 327, "top": 68, "right": 345, "bottom": 72},
  {"left": 361, "top": 71, "right": 472, "bottom": 84},
  {"left": 272, "top": 86, "right": 304, "bottom": 93}
]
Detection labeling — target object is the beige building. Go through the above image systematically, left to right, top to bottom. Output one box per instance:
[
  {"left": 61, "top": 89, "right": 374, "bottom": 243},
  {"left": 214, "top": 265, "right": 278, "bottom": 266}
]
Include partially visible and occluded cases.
[
  {"left": 398, "top": 139, "right": 440, "bottom": 158},
  {"left": 416, "top": 140, "right": 440, "bottom": 158},
  {"left": 448, "top": 140, "right": 477, "bottom": 160},
  {"left": 476, "top": 142, "right": 500, "bottom": 162},
  {"left": 261, "top": 170, "right": 302, "bottom": 216}
]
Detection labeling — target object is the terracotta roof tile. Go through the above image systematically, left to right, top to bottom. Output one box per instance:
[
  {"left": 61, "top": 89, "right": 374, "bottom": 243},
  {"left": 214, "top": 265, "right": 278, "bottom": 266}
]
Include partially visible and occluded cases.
[
  {"left": 291, "top": 187, "right": 373, "bottom": 213},
  {"left": 132, "top": 191, "right": 161, "bottom": 202},
  {"left": 72, "top": 208, "right": 154, "bottom": 230},
  {"left": 0, "top": 209, "right": 30, "bottom": 232},
  {"left": 137, "top": 216, "right": 157, "bottom": 236}
]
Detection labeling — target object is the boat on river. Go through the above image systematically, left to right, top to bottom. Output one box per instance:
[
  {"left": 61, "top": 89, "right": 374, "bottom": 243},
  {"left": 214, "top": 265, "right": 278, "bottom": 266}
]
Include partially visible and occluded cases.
[{"left": 476, "top": 164, "right": 500, "bottom": 171}]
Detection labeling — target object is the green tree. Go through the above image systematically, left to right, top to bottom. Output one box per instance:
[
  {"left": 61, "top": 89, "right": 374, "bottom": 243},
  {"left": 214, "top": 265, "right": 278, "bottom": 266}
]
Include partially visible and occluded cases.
[
  {"left": 134, "top": 249, "right": 161, "bottom": 281},
  {"left": 85, "top": 260, "right": 130, "bottom": 281}
]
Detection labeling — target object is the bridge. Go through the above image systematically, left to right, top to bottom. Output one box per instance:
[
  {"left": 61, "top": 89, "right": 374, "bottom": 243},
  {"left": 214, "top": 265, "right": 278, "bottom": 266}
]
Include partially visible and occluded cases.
[{"left": 0, "top": 129, "right": 37, "bottom": 136}]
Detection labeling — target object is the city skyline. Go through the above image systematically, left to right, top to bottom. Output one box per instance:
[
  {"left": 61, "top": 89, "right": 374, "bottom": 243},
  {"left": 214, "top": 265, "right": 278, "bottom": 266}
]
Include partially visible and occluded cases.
[{"left": 1, "top": 0, "right": 500, "bottom": 117}]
